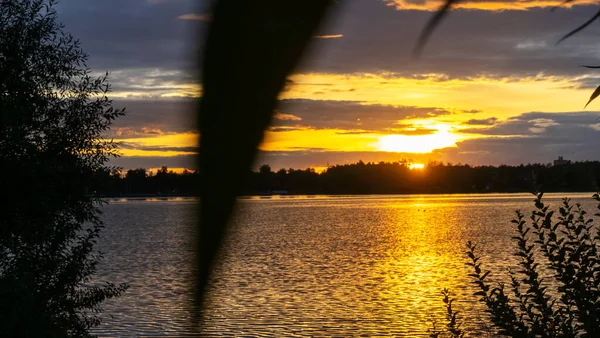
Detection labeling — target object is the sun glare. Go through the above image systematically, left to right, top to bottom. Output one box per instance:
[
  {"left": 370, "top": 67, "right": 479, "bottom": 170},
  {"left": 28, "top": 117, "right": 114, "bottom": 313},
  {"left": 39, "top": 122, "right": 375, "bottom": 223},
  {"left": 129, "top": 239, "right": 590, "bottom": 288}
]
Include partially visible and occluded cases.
[
  {"left": 375, "top": 124, "right": 460, "bottom": 153},
  {"left": 409, "top": 163, "right": 425, "bottom": 170}
]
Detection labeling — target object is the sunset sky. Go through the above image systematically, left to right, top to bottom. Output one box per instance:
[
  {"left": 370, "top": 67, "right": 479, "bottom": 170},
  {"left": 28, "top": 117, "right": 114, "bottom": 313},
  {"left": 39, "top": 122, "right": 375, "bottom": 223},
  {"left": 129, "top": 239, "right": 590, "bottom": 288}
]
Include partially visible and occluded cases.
[{"left": 56, "top": 0, "right": 600, "bottom": 171}]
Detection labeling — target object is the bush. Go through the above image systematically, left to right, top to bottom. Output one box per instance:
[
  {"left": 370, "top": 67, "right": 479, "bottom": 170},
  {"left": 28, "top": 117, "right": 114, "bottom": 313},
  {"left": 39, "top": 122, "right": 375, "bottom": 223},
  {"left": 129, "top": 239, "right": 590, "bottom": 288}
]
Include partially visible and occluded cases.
[
  {"left": 0, "top": 0, "right": 128, "bottom": 337},
  {"left": 434, "top": 193, "right": 600, "bottom": 337},
  {"left": 428, "top": 289, "right": 465, "bottom": 338}
]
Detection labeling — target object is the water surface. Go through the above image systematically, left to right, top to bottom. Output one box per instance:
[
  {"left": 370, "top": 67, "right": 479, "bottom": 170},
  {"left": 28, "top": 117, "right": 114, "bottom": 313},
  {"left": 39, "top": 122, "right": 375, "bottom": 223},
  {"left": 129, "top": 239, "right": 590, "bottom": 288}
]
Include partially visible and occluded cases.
[{"left": 93, "top": 193, "right": 599, "bottom": 337}]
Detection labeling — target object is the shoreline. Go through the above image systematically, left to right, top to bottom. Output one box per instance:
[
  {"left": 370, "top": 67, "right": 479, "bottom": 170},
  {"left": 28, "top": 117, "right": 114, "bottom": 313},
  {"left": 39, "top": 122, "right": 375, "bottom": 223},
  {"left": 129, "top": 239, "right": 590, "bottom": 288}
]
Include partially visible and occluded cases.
[{"left": 94, "top": 191, "right": 599, "bottom": 200}]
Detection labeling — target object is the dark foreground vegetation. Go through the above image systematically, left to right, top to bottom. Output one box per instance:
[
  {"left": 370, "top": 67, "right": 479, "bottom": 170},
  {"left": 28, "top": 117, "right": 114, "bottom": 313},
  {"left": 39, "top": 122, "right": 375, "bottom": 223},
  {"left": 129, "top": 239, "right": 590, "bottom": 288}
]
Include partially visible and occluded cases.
[
  {"left": 1, "top": 1, "right": 127, "bottom": 336},
  {"left": 92, "top": 160, "right": 600, "bottom": 196},
  {"left": 431, "top": 193, "right": 600, "bottom": 337}
]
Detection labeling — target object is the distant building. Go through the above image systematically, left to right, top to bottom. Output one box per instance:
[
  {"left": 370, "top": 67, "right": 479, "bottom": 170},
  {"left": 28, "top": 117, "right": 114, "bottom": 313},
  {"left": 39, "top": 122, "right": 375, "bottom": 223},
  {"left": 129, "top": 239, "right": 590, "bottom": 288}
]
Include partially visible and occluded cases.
[{"left": 553, "top": 156, "right": 570, "bottom": 166}]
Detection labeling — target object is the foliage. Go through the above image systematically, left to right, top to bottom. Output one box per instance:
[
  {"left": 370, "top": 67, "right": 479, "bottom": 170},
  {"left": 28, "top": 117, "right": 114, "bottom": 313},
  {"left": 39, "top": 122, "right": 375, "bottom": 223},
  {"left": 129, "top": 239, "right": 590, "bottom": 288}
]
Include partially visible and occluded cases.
[
  {"left": 0, "top": 0, "right": 128, "bottom": 336},
  {"left": 90, "top": 161, "right": 600, "bottom": 196},
  {"left": 435, "top": 193, "right": 600, "bottom": 337},
  {"left": 428, "top": 289, "right": 465, "bottom": 338}
]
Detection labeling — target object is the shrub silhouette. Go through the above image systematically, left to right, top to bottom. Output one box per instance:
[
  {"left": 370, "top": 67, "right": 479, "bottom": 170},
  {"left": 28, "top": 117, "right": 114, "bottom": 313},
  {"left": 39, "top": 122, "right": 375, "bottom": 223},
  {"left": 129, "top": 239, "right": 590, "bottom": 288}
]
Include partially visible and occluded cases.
[
  {"left": 0, "top": 0, "right": 128, "bottom": 336},
  {"left": 434, "top": 193, "right": 600, "bottom": 337},
  {"left": 429, "top": 289, "right": 466, "bottom": 338}
]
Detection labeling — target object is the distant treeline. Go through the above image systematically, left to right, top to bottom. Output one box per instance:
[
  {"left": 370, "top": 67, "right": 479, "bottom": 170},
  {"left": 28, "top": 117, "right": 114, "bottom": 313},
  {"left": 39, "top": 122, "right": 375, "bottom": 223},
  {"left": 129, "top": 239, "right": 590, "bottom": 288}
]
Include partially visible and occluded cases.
[{"left": 89, "top": 160, "right": 600, "bottom": 196}]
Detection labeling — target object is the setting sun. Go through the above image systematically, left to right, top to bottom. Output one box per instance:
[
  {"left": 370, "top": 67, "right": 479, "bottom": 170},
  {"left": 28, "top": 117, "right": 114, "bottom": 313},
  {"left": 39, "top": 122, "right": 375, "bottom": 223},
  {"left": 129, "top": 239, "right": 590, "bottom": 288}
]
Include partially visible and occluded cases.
[
  {"left": 375, "top": 124, "right": 461, "bottom": 153},
  {"left": 409, "top": 163, "right": 425, "bottom": 170}
]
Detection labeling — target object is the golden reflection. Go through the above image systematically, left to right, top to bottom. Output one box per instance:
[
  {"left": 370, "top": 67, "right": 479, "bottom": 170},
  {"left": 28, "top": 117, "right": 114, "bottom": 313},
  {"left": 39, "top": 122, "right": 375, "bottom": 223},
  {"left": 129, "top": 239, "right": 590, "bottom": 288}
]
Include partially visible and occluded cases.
[{"left": 366, "top": 199, "right": 475, "bottom": 334}]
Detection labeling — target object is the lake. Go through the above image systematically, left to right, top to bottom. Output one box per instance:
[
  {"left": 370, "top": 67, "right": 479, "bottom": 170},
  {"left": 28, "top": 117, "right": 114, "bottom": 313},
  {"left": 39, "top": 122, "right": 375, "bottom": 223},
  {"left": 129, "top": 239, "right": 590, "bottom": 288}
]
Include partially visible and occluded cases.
[{"left": 93, "top": 193, "right": 599, "bottom": 337}]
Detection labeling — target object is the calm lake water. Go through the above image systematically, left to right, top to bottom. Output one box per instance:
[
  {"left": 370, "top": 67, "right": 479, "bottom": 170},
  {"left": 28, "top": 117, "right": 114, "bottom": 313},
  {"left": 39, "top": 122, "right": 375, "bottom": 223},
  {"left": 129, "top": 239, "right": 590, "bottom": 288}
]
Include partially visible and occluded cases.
[{"left": 93, "top": 193, "right": 599, "bottom": 337}]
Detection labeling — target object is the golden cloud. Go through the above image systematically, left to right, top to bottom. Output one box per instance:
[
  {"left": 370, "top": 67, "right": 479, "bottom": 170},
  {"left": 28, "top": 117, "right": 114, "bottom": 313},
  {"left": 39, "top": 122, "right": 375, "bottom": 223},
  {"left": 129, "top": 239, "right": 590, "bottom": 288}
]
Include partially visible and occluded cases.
[
  {"left": 384, "top": 0, "right": 595, "bottom": 11},
  {"left": 314, "top": 34, "right": 343, "bottom": 39}
]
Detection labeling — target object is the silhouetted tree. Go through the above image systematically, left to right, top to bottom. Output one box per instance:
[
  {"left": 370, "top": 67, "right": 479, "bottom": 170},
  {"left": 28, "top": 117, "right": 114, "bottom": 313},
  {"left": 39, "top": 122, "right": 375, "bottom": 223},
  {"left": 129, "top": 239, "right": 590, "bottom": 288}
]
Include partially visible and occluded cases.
[
  {"left": 0, "top": 0, "right": 128, "bottom": 336},
  {"left": 86, "top": 161, "right": 600, "bottom": 197},
  {"left": 126, "top": 168, "right": 148, "bottom": 194}
]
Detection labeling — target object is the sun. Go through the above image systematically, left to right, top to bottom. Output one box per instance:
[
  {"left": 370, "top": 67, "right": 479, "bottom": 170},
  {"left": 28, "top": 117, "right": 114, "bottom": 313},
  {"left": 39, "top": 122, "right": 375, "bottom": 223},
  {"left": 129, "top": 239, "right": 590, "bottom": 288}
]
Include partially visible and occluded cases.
[
  {"left": 375, "top": 124, "right": 460, "bottom": 153},
  {"left": 409, "top": 163, "right": 425, "bottom": 170}
]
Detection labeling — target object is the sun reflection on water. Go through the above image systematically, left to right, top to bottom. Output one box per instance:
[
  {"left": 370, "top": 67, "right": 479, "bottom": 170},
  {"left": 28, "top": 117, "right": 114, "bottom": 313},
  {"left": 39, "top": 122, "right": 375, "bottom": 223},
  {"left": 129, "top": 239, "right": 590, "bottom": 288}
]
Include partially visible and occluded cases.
[
  {"left": 92, "top": 194, "right": 600, "bottom": 336},
  {"left": 362, "top": 200, "right": 478, "bottom": 335}
]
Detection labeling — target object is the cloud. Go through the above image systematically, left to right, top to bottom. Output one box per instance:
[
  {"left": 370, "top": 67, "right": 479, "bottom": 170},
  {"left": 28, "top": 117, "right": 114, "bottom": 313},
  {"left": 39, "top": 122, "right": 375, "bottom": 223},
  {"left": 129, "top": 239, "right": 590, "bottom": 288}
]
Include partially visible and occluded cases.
[
  {"left": 55, "top": 0, "right": 600, "bottom": 88},
  {"left": 55, "top": 0, "right": 205, "bottom": 72},
  {"left": 383, "top": 0, "right": 596, "bottom": 11},
  {"left": 302, "top": 1, "right": 600, "bottom": 79},
  {"left": 178, "top": 13, "right": 211, "bottom": 21},
  {"left": 314, "top": 34, "right": 343, "bottom": 39},
  {"left": 99, "top": 68, "right": 201, "bottom": 98},
  {"left": 107, "top": 98, "right": 197, "bottom": 138},
  {"left": 108, "top": 98, "right": 458, "bottom": 140},
  {"left": 274, "top": 99, "right": 455, "bottom": 132},
  {"left": 259, "top": 110, "right": 600, "bottom": 168},
  {"left": 439, "top": 111, "right": 600, "bottom": 164},
  {"left": 274, "top": 112, "right": 303, "bottom": 121},
  {"left": 461, "top": 112, "right": 597, "bottom": 135},
  {"left": 528, "top": 117, "right": 560, "bottom": 132},
  {"left": 463, "top": 118, "right": 498, "bottom": 125},
  {"left": 530, "top": 118, "right": 560, "bottom": 128},
  {"left": 334, "top": 125, "right": 437, "bottom": 135},
  {"left": 113, "top": 127, "right": 165, "bottom": 137},
  {"left": 268, "top": 127, "right": 306, "bottom": 132},
  {"left": 120, "top": 142, "right": 199, "bottom": 153},
  {"left": 110, "top": 154, "right": 196, "bottom": 170}
]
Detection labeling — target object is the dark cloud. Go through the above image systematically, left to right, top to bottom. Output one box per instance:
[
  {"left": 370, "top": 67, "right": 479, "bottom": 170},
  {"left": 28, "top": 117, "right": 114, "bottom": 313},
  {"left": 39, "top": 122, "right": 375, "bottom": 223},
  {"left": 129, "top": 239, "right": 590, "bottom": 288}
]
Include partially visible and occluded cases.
[
  {"left": 55, "top": 0, "right": 600, "bottom": 169},
  {"left": 56, "top": 0, "right": 208, "bottom": 72},
  {"left": 57, "top": 0, "right": 600, "bottom": 88},
  {"left": 302, "top": 1, "right": 600, "bottom": 79},
  {"left": 104, "top": 69, "right": 199, "bottom": 95},
  {"left": 105, "top": 97, "right": 457, "bottom": 141},
  {"left": 108, "top": 98, "right": 457, "bottom": 138},
  {"left": 107, "top": 99, "right": 197, "bottom": 137},
  {"left": 275, "top": 99, "right": 454, "bottom": 131},
  {"left": 108, "top": 105, "right": 600, "bottom": 169},
  {"left": 263, "top": 111, "right": 600, "bottom": 168},
  {"left": 442, "top": 111, "right": 600, "bottom": 164},
  {"left": 461, "top": 111, "right": 600, "bottom": 135},
  {"left": 463, "top": 117, "right": 498, "bottom": 125},
  {"left": 268, "top": 127, "right": 306, "bottom": 132},
  {"left": 335, "top": 127, "right": 437, "bottom": 135},
  {"left": 120, "top": 143, "right": 199, "bottom": 153},
  {"left": 110, "top": 154, "right": 197, "bottom": 170}
]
